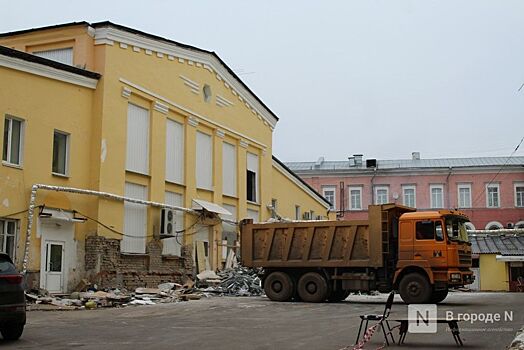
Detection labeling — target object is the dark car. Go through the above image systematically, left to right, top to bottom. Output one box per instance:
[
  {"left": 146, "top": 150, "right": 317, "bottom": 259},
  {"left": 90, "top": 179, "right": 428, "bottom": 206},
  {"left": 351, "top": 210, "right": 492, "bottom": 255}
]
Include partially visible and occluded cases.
[{"left": 0, "top": 253, "right": 25, "bottom": 340}]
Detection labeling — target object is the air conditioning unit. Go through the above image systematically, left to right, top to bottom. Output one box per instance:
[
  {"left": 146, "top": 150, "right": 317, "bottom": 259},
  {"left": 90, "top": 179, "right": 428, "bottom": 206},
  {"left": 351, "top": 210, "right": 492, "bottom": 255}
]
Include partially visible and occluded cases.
[
  {"left": 160, "top": 208, "right": 175, "bottom": 236},
  {"left": 302, "top": 212, "right": 311, "bottom": 220}
]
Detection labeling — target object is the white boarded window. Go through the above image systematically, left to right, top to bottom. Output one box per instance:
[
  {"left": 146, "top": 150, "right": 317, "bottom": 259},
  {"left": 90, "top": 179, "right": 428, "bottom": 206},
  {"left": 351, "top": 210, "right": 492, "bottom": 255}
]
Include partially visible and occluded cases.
[
  {"left": 33, "top": 47, "right": 73, "bottom": 65},
  {"left": 126, "top": 104, "right": 149, "bottom": 174},
  {"left": 165, "top": 119, "right": 184, "bottom": 184},
  {"left": 196, "top": 131, "right": 213, "bottom": 189},
  {"left": 222, "top": 142, "right": 237, "bottom": 196},
  {"left": 246, "top": 152, "right": 259, "bottom": 202},
  {"left": 122, "top": 183, "right": 148, "bottom": 254},
  {"left": 457, "top": 184, "right": 471, "bottom": 208},
  {"left": 402, "top": 185, "right": 416, "bottom": 208},
  {"left": 430, "top": 185, "right": 444, "bottom": 208},
  {"left": 322, "top": 186, "right": 336, "bottom": 210},
  {"left": 349, "top": 186, "right": 362, "bottom": 210},
  {"left": 374, "top": 186, "right": 389, "bottom": 205},
  {"left": 162, "top": 191, "right": 184, "bottom": 256},
  {"left": 221, "top": 204, "right": 237, "bottom": 259},
  {"left": 247, "top": 209, "right": 259, "bottom": 223}
]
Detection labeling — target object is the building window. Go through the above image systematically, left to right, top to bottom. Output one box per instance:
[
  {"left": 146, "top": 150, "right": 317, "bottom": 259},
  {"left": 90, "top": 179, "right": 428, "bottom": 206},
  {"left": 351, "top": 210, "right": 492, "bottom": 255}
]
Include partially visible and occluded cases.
[
  {"left": 33, "top": 47, "right": 73, "bottom": 65},
  {"left": 126, "top": 103, "right": 149, "bottom": 174},
  {"left": 2, "top": 116, "right": 23, "bottom": 166},
  {"left": 165, "top": 119, "right": 184, "bottom": 184},
  {"left": 52, "top": 130, "right": 69, "bottom": 175},
  {"left": 196, "top": 131, "right": 213, "bottom": 190},
  {"left": 222, "top": 142, "right": 237, "bottom": 197},
  {"left": 246, "top": 152, "right": 258, "bottom": 202},
  {"left": 122, "top": 182, "right": 148, "bottom": 254},
  {"left": 515, "top": 183, "right": 524, "bottom": 208},
  {"left": 457, "top": 184, "right": 471, "bottom": 208},
  {"left": 486, "top": 184, "right": 500, "bottom": 208},
  {"left": 402, "top": 185, "right": 416, "bottom": 208},
  {"left": 430, "top": 185, "right": 444, "bottom": 208},
  {"left": 322, "top": 186, "right": 336, "bottom": 210},
  {"left": 349, "top": 186, "right": 362, "bottom": 210},
  {"left": 374, "top": 186, "right": 389, "bottom": 205},
  {"left": 295, "top": 205, "right": 301, "bottom": 220},
  {"left": 0, "top": 219, "right": 17, "bottom": 259},
  {"left": 485, "top": 221, "right": 503, "bottom": 230}
]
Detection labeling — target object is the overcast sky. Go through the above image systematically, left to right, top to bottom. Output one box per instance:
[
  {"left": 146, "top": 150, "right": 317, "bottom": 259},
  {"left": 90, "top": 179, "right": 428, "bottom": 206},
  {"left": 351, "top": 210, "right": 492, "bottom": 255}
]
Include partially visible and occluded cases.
[{"left": 2, "top": 1, "right": 524, "bottom": 161}]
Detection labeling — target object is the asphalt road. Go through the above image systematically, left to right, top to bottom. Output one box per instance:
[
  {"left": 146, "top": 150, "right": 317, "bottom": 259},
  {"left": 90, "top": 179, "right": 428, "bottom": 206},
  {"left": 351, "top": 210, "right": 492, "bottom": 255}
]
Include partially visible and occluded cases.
[{"left": 2, "top": 292, "right": 523, "bottom": 350}]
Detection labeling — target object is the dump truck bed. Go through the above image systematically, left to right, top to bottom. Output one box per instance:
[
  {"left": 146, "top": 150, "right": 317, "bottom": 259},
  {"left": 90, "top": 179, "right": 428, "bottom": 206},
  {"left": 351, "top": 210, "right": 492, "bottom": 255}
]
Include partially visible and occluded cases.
[{"left": 241, "top": 212, "right": 383, "bottom": 268}]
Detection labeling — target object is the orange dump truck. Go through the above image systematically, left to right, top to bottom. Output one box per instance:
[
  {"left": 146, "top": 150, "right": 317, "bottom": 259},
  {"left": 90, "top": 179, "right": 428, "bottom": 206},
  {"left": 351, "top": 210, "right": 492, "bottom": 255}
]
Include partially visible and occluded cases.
[{"left": 240, "top": 204, "right": 473, "bottom": 304}]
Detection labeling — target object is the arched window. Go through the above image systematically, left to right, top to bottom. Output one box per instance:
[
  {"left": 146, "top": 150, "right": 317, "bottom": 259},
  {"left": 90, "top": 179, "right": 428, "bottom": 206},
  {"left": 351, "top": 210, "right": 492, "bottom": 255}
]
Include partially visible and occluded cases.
[
  {"left": 485, "top": 221, "right": 503, "bottom": 230},
  {"left": 515, "top": 221, "right": 524, "bottom": 229},
  {"left": 465, "top": 222, "right": 476, "bottom": 231}
]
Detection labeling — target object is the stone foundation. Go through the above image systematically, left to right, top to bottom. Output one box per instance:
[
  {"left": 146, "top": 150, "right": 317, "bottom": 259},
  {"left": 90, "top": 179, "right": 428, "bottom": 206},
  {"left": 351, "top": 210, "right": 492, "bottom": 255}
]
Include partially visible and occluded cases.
[{"left": 85, "top": 235, "right": 193, "bottom": 290}]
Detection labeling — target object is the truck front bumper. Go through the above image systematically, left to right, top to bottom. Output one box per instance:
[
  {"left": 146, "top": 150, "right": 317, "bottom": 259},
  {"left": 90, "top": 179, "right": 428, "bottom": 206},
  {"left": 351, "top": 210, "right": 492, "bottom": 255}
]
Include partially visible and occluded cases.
[{"left": 448, "top": 270, "right": 474, "bottom": 285}]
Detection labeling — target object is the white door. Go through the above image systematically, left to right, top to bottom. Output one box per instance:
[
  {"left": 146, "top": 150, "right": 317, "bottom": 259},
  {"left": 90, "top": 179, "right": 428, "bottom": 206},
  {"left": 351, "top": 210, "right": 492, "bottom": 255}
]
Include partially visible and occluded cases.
[
  {"left": 44, "top": 240, "right": 65, "bottom": 293},
  {"left": 471, "top": 268, "right": 480, "bottom": 290}
]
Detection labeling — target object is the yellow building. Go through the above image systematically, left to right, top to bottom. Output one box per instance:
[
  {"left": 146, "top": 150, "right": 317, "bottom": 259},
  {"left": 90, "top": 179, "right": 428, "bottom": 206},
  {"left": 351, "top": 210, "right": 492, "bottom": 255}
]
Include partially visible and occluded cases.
[{"left": 0, "top": 22, "right": 331, "bottom": 293}]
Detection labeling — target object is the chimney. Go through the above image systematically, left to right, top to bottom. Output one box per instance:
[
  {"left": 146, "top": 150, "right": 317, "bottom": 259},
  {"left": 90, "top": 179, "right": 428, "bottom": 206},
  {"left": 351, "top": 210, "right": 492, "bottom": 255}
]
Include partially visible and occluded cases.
[
  {"left": 412, "top": 152, "right": 420, "bottom": 160},
  {"left": 353, "top": 154, "right": 363, "bottom": 166},
  {"left": 314, "top": 156, "right": 325, "bottom": 168}
]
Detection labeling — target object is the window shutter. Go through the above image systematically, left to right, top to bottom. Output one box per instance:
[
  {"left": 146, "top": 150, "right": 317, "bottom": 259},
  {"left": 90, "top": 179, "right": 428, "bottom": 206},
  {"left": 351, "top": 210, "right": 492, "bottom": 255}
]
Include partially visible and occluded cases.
[
  {"left": 33, "top": 48, "right": 73, "bottom": 65},
  {"left": 126, "top": 104, "right": 149, "bottom": 174},
  {"left": 165, "top": 119, "right": 184, "bottom": 184},
  {"left": 196, "top": 131, "right": 212, "bottom": 189},
  {"left": 222, "top": 142, "right": 236, "bottom": 196},
  {"left": 122, "top": 183, "right": 148, "bottom": 254}
]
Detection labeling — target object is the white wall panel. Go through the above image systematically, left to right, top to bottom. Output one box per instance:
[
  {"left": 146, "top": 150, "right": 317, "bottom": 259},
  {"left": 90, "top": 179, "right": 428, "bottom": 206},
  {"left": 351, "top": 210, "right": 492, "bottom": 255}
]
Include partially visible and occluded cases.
[
  {"left": 33, "top": 47, "right": 73, "bottom": 65},
  {"left": 126, "top": 104, "right": 149, "bottom": 174},
  {"left": 165, "top": 119, "right": 184, "bottom": 184},
  {"left": 196, "top": 131, "right": 212, "bottom": 190},
  {"left": 222, "top": 142, "right": 237, "bottom": 196},
  {"left": 122, "top": 183, "right": 148, "bottom": 254},
  {"left": 162, "top": 191, "right": 184, "bottom": 256}
]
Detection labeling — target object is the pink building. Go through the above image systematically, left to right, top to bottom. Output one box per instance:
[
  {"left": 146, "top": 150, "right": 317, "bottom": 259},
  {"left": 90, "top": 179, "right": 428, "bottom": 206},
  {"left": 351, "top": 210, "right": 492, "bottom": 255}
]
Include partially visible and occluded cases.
[{"left": 286, "top": 153, "right": 524, "bottom": 230}]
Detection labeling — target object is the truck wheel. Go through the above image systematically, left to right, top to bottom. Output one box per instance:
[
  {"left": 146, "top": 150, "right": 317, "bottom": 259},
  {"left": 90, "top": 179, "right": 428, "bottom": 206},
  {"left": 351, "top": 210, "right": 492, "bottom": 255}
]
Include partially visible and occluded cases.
[
  {"left": 264, "top": 271, "right": 294, "bottom": 302},
  {"left": 297, "top": 272, "right": 329, "bottom": 303},
  {"left": 399, "top": 273, "right": 432, "bottom": 304},
  {"left": 327, "top": 289, "right": 350, "bottom": 302},
  {"left": 430, "top": 289, "right": 448, "bottom": 304}
]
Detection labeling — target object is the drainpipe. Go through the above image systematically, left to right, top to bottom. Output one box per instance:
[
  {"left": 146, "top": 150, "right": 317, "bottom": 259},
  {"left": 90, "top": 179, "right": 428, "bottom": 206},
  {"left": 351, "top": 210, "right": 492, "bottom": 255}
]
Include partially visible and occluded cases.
[
  {"left": 446, "top": 166, "right": 453, "bottom": 209},
  {"left": 370, "top": 168, "right": 378, "bottom": 205}
]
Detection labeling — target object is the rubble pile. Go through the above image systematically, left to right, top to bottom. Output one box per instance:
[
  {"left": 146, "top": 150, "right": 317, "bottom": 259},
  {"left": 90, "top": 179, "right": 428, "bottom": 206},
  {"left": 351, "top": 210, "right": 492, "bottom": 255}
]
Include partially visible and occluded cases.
[
  {"left": 25, "top": 266, "right": 264, "bottom": 311},
  {"left": 197, "top": 267, "right": 263, "bottom": 296}
]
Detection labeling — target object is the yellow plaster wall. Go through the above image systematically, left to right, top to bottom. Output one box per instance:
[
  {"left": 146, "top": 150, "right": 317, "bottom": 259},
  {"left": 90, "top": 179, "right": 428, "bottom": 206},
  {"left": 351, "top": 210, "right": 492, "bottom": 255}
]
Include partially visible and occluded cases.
[
  {"left": 0, "top": 66, "right": 97, "bottom": 271},
  {"left": 479, "top": 254, "right": 509, "bottom": 291}
]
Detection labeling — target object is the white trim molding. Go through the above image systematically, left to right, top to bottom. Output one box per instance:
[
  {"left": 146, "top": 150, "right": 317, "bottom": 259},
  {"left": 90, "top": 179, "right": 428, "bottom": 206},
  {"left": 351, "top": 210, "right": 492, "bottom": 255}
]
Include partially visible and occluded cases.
[
  {"left": 93, "top": 25, "right": 278, "bottom": 128},
  {"left": 0, "top": 54, "right": 99, "bottom": 89},
  {"left": 179, "top": 75, "right": 200, "bottom": 94},
  {"left": 119, "top": 78, "right": 268, "bottom": 149},
  {"left": 122, "top": 87, "right": 131, "bottom": 98},
  {"left": 216, "top": 94, "right": 234, "bottom": 108},
  {"left": 153, "top": 101, "right": 168, "bottom": 114},
  {"left": 188, "top": 117, "right": 199, "bottom": 127},
  {"left": 215, "top": 129, "right": 225, "bottom": 138},
  {"left": 272, "top": 159, "right": 330, "bottom": 210},
  {"left": 485, "top": 221, "right": 503, "bottom": 230}
]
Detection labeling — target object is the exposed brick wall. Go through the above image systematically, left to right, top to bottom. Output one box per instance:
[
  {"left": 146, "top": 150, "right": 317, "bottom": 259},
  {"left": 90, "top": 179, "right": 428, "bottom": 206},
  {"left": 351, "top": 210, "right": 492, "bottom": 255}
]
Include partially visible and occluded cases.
[{"left": 85, "top": 235, "right": 193, "bottom": 290}]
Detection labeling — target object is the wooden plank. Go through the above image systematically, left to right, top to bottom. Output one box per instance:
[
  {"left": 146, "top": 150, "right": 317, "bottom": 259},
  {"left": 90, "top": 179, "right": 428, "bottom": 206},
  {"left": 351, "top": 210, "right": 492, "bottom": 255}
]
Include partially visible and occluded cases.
[{"left": 196, "top": 241, "right": 207, "bottom": 273}]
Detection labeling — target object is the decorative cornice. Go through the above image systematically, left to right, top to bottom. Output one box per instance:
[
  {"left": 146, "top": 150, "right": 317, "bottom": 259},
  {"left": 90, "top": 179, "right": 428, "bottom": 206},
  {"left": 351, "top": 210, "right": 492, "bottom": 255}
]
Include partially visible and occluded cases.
[
  {"left": 93, "top": 26, "right": 278, "bottom": 128},
  {"left": 119, "top": 43, "right": 128, "bottom": 49},
  {"left": 0, "top": 54, "right": 98, "bottom": 89},
  {"left": 179, "top": 75, "right": 200, "bottom": 94},
  {"left": 119, "top": 78, "right": 268, "bottom": 149},
  {"left": 122, "top": 87, "right": 131, "bottom": 98},
  {"left": 216, "top": 94, "right": 234, "bottom": 108},
  {"left": 154, "top": 101, "right": 168, "bottom": 114},
  {"left": 188, "top": 117, "right": 199, "bottom": 127},
  {"left": 215, "top": 129, "right": 225, "bottom": 138},
  {"left": 239, "top": 140, "right": 249, "bottom": 148},
  {"left": 272, "top": 159, "right": 330, "bottom": 210}
]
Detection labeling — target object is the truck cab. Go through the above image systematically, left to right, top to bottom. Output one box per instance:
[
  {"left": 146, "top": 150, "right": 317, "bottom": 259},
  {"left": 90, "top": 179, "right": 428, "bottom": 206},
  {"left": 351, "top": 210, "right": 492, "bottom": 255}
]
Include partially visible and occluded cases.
[{"left": 395, "top": 210, "right": 474, "bottom": 303}]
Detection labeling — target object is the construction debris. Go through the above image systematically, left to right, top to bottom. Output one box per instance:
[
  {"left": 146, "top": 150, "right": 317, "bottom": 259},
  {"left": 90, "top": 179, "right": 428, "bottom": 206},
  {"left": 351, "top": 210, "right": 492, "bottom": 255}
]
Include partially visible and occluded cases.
[
  {"left": 25, "top": 266, "right": 263, "bottom": 311},
  {"left": 197, "top": 267, "right": 263, "bottom": 296}
]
